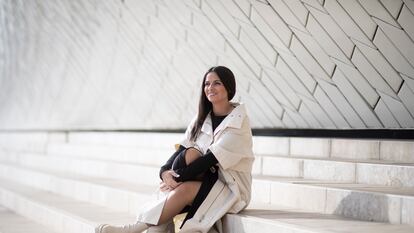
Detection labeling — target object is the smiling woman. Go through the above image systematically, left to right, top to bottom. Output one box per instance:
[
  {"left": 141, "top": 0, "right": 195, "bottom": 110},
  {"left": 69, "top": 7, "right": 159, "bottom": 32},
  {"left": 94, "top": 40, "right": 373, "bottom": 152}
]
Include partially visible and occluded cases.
[{"left": 95, "top": 66, "right": 254, "bottom": 233}]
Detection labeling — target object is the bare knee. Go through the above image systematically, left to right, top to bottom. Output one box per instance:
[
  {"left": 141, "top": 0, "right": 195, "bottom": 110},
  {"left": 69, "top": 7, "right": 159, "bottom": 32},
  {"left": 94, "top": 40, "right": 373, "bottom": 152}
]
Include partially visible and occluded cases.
[
  {"left": 184, "top": 148, "right": 202, "bottom": 165},
  {"left": 171, "top": 182, "right": 201, "bottom": 205}
]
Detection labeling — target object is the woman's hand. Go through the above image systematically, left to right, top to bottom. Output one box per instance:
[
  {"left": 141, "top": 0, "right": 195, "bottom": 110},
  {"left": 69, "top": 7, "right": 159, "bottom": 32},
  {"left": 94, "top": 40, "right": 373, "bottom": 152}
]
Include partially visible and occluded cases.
[{"left": 160, "top": 170, "right": 181, "bottom": 192}]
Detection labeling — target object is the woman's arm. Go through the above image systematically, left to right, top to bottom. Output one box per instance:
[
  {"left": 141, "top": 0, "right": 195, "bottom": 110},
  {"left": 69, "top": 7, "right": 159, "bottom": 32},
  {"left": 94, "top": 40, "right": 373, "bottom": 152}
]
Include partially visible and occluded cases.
[{"left": 159, "top": 145, "right": 186, "bottom": 180}]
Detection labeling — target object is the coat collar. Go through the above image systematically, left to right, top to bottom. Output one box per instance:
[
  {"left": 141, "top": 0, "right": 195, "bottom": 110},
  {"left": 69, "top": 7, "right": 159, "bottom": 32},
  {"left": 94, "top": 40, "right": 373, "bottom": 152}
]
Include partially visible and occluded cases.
[{"left": 201, "top": 103, "right": 247, "bottom": 136}]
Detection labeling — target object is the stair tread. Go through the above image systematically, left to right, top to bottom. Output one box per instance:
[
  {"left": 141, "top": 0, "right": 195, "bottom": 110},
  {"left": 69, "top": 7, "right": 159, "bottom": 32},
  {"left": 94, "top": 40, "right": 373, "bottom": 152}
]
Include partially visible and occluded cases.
[
  {"left": 258, "top": 154, "right": 414, "bottom": 166},
  {"left": 0, "top": 160, "right": 158, "bottom": 194},
  {"left": 254, "top": 175, "right": 414, "bottom": 197},
  {"left": 0, "top": 177, "right": 136, "bottom": 225},
  {"left": 0, "top": 205, "right": 59, "bottom": 233},
  {"left": 226, "top": 208, "right": 414, "bottom": 233}
]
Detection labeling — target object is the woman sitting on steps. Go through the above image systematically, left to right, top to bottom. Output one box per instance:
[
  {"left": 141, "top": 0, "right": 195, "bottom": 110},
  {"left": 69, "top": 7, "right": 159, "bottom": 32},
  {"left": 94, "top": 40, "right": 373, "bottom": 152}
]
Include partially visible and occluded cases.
[{"left": 95, "top": 66, "right": 255, "bottom": 233}]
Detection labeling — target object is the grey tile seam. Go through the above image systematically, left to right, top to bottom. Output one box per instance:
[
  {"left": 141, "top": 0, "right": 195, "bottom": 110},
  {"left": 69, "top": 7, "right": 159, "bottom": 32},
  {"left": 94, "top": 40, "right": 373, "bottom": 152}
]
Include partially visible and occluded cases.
[{"left": 374, "top": 25, "right": 414, "bottom": 71}]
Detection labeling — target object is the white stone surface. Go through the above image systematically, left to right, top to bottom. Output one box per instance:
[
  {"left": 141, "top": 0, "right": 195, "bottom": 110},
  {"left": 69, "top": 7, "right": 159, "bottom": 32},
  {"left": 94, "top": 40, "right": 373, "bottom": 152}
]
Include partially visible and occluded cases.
[
  {"left": 324, "top": 0, "right": 375, "bottom": 47},
  {"left": 359, "top": 0, "right": 399, "bottom": 27},
  {"left": 306, "top": 4, "right": 355, "bottom": 58},
  {"left": 398, "top": 5, "right": 414, "bottom": 41},
  {"left": 306, "top": 14, "right": 352, "bottom": 66},
  {"left": 290, "top": 27, "right": 335, "bottom": 76},
  {"left": 373, "top": 28, "right": 414, "bottom": 78},
  {"left": 290, "top": 35, "right": 330, "bottom": 80},
  {"left": 353, "top": 39, "right": 403, "bottom": 92},
  {"left": 352, "top": 48, "right": 399, "bottom": 99},
  {"left": 276, "top": 53, "right": 316, "bottom": 96},
  {"left": 335, "top": 62, "right": 379, "bottom": 108},
  {"left": 332, "top": 69, "right": 382, "bottom": 128},
  {"left": 318, "top": 80, "right": 366, "bottom": 128},
  {"left": 398, "top": 82, "right": 414, "bottom": 117},
  {"left": 313, "top": 86, "right": 350, "bottom": 128},
  {"left": 381, "top": 93, "right": 414, "bottom": 127},
  {"left": 301, "top": 97, "right": 337, "bottom": 128},
  {"left": 374, "top": 99, "right": 401, "bottom": 128},
  {"left": 298, "top": 103, "right": 323, "bottom": 128},
  {"left": 2, "top": 132, "right": 414, "bottom": 230},
  {"left": 252, "top": 136, "right": 289, "bottom": 156},
  {"left": 290, "top": 138, "right": 330, "bottom": 158},
  {"left": 331, "top": 139, "right": 380, "bottom": 160},
  {"left": 380, "top": 140, "right": 414, "bottom": 163},
  {"left": 46, "top": 143, "right": 173, "bottom": 166},
  {"left": 0, "top": 152, "right": 160, "bottom": 186},
  {"left": 262, "top": 156, "right": 303, "bottom": 177},
  {"left": 303, "top": 160, "right": 355, "bottom": 182},
  {"left": 0, "top": 162, "right": 155, "bottom": 215},
  {"left": 357, "top": 163, "right": 414, "bottom": 188},
  {"left": 0, "top": 178, "right": 135, "bottom": 233},
  {"left": 270, "top": 181, "right": 327, "bottom": 212},
  {"left": 325, "top": 188, "right": 402, "bottom": 224},
  {"left": 0, "top": 205, "right": 59, "bottom": 233},
  {"left": 224, "top": 209, "right": 414, "bottom": 233}
]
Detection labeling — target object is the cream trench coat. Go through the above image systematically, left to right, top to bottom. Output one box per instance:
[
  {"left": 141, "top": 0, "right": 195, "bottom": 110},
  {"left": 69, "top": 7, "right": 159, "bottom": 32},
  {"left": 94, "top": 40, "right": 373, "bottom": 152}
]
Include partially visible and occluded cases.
[{"left": 137, "top": 103, "right": 254, "bottom": 233}]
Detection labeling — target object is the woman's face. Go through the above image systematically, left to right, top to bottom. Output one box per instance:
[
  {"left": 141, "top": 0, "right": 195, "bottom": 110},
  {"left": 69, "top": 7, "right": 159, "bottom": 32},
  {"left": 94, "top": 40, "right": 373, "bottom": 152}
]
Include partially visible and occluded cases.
[{"left": 204, "top": 72, "right": 228, "bottom": 104}]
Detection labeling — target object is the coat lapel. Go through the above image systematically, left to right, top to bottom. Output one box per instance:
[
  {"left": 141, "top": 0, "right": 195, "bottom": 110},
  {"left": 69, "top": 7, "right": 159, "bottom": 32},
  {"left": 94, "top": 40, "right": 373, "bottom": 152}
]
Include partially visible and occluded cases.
[
  {"left": 213, "top": 104, "right": 246, "bottom": 136},
  {"left": 201, "top": 114, "right": 213, "bottom": 136}
]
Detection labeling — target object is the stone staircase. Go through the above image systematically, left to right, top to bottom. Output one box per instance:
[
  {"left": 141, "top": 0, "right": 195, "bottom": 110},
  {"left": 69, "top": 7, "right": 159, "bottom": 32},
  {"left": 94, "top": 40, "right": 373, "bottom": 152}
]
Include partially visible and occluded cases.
[{"left": 0, "top": 132, "right": 413, "bottom": 233}]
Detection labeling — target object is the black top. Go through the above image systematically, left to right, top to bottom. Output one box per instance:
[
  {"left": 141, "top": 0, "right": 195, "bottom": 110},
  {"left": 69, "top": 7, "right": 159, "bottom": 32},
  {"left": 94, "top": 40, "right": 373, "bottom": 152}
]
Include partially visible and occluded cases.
[{"left": 211, "top": 111, "right": 227, "bottom": 132}]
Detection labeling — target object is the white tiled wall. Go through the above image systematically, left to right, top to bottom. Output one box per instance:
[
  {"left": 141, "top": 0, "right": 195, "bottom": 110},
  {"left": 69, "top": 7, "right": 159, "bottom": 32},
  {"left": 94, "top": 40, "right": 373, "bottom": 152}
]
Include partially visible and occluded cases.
[{"left": 1, "top": 0, "right": 413, "bottom": 130}]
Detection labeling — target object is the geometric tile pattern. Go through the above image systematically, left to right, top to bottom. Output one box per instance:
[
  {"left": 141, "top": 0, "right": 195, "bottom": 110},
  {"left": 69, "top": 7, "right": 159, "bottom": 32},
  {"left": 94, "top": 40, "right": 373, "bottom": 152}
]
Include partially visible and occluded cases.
[{"left": 0, "top": 0, "right": 413, "bottom": 129}]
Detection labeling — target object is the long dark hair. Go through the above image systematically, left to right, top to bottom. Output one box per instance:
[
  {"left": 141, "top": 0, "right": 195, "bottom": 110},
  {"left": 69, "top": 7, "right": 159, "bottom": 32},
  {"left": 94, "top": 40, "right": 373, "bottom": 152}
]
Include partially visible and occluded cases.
[{"left": 190, "top": 66, "right": 236, "bottom": 141}]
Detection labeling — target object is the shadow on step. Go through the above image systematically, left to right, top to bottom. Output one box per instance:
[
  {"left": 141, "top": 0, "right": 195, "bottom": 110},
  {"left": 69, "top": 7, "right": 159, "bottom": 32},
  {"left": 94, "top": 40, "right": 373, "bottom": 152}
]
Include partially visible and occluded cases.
[{"left": 333, "top": 191, "right": 390, "bottom": 223}]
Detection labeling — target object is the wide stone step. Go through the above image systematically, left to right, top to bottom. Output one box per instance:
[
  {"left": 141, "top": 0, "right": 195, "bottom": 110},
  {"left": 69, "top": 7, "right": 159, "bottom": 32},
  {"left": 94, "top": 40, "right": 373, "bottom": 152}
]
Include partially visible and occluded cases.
[
  {"left": 46, "top": 142, "right": 174, "bottom": 166},
  {"left": 0, "top": 152, "right": 160, "bottom": 186},
  {"left": 0, "top": 162, "right": 156, "bottom": 215},
  {"left": 251, "top": 175, "right": 414, "bottom": 225},
  {"left": 0, "top": 178, "right": 135, "bottom": 233},
  {"left": 0, "top": 205, "right": 59, "bottom": 233},
  {"left": 224, "top": 207, "right": 414, "bottom": 233}
]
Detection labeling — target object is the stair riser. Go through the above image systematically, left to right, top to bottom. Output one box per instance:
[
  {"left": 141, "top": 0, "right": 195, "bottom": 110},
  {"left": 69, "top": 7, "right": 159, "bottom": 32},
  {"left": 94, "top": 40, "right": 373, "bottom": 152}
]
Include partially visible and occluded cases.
[
  {"left": 46, "top": 143, "right": 173, "bottom": 167},
  {"left": 258, "top": 156, "right": 414, "bottom": 187}
]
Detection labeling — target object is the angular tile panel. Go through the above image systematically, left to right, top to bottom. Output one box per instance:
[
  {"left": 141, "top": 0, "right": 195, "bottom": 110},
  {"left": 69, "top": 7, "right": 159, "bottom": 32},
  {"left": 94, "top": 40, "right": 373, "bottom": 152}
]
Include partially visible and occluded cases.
[{"left": 2, "top": 0, "right": 414, "bottom": 129}]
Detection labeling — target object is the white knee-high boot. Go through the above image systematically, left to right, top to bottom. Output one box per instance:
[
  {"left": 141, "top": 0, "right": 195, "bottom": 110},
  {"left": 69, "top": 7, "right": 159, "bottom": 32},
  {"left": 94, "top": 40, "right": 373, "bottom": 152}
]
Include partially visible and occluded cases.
[
  {"left": 146, "top": 220, "right": 175, "bottom": 233},
  {"left": 95, "top": 222, "right": 149, "bottom": 233}
]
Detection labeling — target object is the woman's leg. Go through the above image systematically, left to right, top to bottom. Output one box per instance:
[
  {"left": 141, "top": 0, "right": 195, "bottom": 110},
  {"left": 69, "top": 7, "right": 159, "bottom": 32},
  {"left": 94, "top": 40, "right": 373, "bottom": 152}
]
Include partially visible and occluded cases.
[
  {"left": 172, "top": 147, "right": 202, "bottom": 170},
  {"left": 183, "top": 147, "right": 202, "bottom": 165},
  {"left": 157, "top": 181, "right": 202, "bottom": 225}
]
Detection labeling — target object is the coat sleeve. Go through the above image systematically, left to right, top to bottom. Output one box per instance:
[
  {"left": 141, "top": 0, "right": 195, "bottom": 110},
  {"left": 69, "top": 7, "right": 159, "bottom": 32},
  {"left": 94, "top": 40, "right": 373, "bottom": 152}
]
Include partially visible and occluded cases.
[
  {"left": 178, "top": 116, "right": 197, "bottom": 149},
  {"left": 208, "top": 118, "right": 253, "bottom": 170}
]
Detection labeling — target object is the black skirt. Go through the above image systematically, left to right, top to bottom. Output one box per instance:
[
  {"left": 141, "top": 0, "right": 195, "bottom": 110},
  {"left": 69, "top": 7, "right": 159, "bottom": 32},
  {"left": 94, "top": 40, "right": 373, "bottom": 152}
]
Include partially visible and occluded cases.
[{"left": 180, "top": 165, "right": 218, "bottom": 227}]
